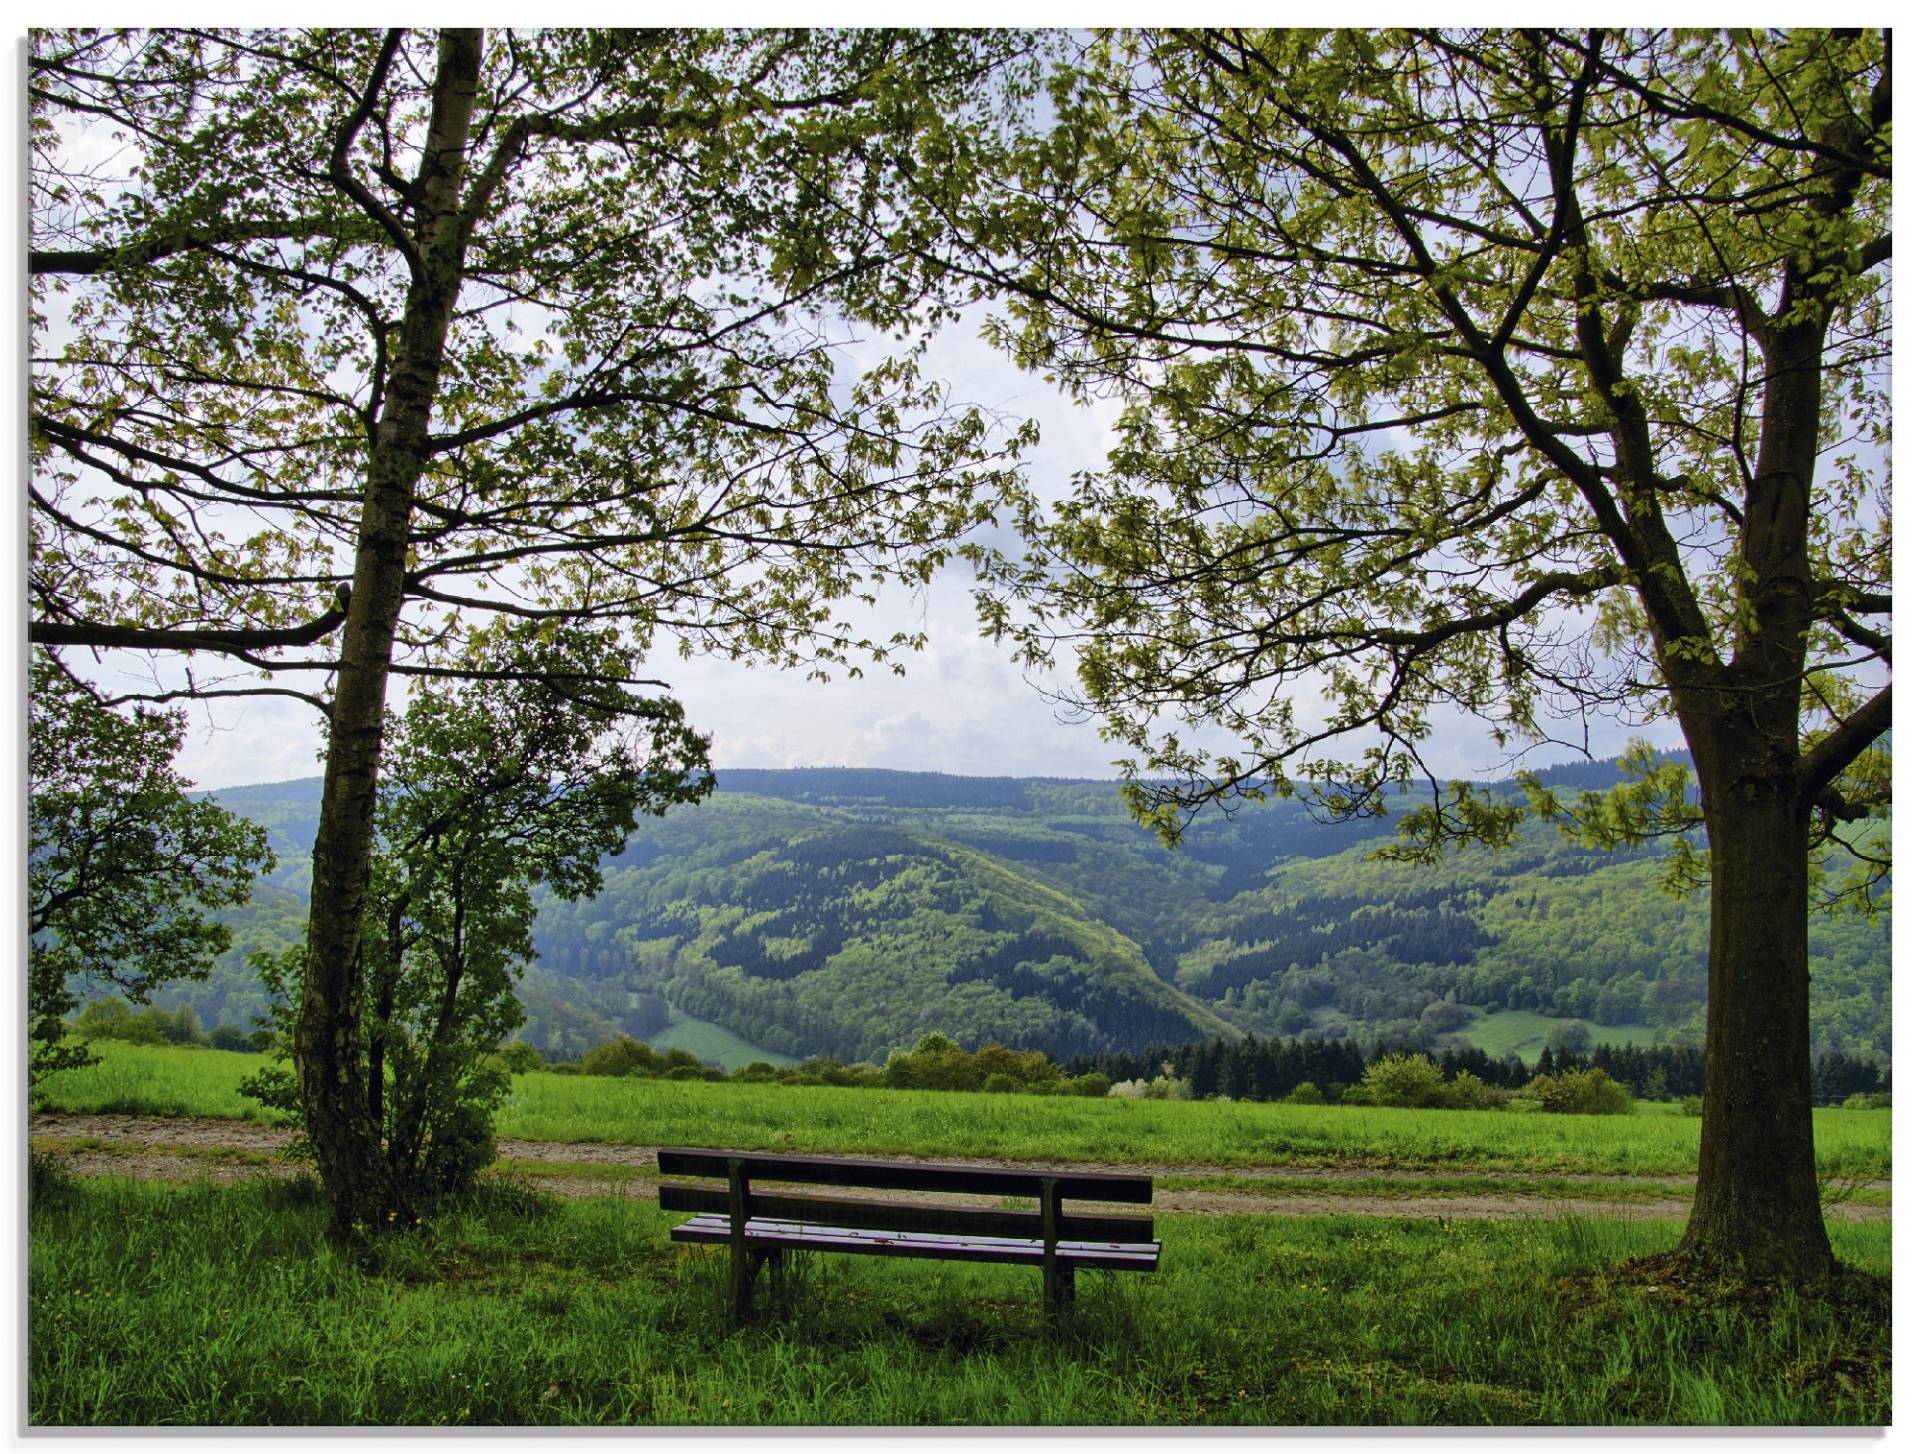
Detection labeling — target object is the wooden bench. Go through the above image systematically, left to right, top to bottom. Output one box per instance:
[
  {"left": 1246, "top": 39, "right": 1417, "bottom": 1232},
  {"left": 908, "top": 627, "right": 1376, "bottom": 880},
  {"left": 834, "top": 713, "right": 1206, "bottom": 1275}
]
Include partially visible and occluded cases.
[{"left": 657, "top": 1147, "right": 1158, "bottom": 1319}]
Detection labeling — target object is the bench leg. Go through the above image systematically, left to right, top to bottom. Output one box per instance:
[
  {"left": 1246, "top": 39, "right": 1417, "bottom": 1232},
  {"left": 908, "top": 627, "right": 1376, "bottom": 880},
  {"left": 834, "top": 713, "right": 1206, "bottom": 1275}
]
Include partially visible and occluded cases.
[
  {"left": 1039, "top": 1176, "right": 1074, "bottom": 1321},
  {"left": 730, "top": 1241, "right": 754, "bottom": 1319},
  {"left": 730, "top": 1246, "right": 785, "bottom": 1319},
  {"left": 1043, "top": 1262, "right": 1075, "bottom": 1319}
]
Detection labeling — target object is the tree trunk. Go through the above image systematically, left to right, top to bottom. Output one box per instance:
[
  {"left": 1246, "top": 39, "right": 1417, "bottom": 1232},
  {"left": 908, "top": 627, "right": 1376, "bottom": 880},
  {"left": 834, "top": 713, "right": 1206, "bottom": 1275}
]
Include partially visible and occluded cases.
[
  {"left": 294, "top": 28, "right": 484, "bottom": 1243},
  {"left": 1677, "top": 758, "right": 1836, "bottom": 1282}
]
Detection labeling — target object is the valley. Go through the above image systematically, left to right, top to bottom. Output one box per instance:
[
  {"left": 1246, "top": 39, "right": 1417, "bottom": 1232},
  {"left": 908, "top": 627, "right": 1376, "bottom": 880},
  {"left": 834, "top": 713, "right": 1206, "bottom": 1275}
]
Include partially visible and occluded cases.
[{"left": 169, "top": 761, "right": 1890, "bottom": 1069}]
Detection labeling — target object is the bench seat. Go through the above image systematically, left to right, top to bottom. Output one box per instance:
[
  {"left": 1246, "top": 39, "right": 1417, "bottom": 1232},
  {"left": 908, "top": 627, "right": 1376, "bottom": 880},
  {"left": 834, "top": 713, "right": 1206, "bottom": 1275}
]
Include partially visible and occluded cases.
[{"left": 670, "top": 1211, "right": 1161, "bottom": 1271}]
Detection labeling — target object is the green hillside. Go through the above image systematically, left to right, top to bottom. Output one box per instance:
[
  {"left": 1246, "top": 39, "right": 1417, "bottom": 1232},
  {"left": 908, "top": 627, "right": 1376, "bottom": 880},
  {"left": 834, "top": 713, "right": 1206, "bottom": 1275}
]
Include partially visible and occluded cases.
[{"left": 161, "top": 761, "right": 1890, "bottom": 1065}]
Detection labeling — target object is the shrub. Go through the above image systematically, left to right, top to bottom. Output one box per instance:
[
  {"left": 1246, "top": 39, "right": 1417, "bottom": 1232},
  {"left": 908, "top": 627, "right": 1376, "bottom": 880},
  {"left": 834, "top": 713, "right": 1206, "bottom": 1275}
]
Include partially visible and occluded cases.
[
  {"left": 73, "top": 998, "right": 166, "bottom": 1046},
  {"left": 208, "top": 1023, "right": 252, "bottom": 1052},
  {"left": 578, "top": 1035, "right": 661, "bottom": 1077},
  {"left": 493, "top": 1040, "right": 545, "bottom": 1073},
  {"left": 974, "top": 1041, "right": 1063, "bottom": 1089},
  {"left": 1356, "top": 1053, "right": 1452, "bottom": 1109},
  {"left": 1524, "top": 1067, "right": 1635, "bottom": 1115},
  {"left": 1445, "top": 1070, "right": 1495, "bottom": 1110},
  {"left": 1070, "top": 1072, "right": 1111, "bottom": 1098},
  {"left": 982, "top": 1073, "right": 1021, "bottom": 1094},
  {"left": 1284, "top": 1081, "right": 1325, "bottom": 1105},
  {"left": 1842, "top": 1091, "right": 1892, "bottom": 1110},
  {"left": 1672, "top": 1095, "right": 1703, "bottom": 1116},
  {"left": 416, "top": 1098, "right": 496, "bottom": 1200}
]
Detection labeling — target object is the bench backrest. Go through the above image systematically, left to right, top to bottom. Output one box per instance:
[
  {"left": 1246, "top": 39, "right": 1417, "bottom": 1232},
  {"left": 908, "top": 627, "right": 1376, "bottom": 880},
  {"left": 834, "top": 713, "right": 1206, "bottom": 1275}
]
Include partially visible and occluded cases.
[{"left": 657, "top": 1147, "right": 1154, "bottom": 1243}]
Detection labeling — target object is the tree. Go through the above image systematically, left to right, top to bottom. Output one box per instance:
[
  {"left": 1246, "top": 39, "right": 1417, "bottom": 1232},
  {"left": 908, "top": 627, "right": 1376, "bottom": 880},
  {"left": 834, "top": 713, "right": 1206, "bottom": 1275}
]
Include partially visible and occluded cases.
[
  {"left": 30, "top": 27, "right": 1033, "bottom": 1237},
  {"left": 959, "top": 29, "right": 1888, "bottom": 1281},
  {"left": 249, "top": 627, "right": 706, "bottom": 1212},
  {"left": 27, "top": 652, "right": 272, "bottom": 1087},
  {"left": 1546, "top": 1020, "right": 1592, "bottom": 1056}
]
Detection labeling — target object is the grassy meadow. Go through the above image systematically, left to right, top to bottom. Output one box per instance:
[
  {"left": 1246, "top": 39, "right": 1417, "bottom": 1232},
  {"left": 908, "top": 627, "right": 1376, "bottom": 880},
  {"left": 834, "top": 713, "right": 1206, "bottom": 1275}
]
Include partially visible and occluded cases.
[
  {"left": 645, "top": 1006, "right": 798, "bottom": 1070},
  {"left": 1459, "top": 1009, "right": 1667, "bottom": 1059},
  {"left": 35, "top": 1041, "right": 1892, "bottom": 1180},
  {"left": 30, "top": 1042, "right": 1893, "bottom": 1426},
  {"left": 29, "top": 1174, "right": 1890, "bottom": 1426}
]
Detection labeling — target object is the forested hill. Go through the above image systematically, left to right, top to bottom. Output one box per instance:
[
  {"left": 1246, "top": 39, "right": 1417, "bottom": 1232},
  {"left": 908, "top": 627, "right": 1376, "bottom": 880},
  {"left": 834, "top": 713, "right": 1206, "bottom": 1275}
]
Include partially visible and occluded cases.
[{"left": 179, "top": 760, "right": 1891, "bottom": 1066}]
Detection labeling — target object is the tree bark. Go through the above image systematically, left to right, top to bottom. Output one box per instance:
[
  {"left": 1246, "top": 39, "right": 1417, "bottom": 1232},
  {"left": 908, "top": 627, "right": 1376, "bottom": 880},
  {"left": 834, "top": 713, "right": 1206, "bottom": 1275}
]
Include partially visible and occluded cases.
[
  {"left": 294, "top": 28, "right": 484, "bottom": 1242},
  {"left": 1677, "top": 758, "right": 1835, "bottom": 1281}
]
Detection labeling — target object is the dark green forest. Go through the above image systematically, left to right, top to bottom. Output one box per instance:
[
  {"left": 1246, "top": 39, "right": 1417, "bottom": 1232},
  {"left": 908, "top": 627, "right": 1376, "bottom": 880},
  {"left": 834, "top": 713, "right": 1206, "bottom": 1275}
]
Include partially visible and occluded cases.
[{"left": 153, "top": 760, "right": 1890, "bottom": 1066}]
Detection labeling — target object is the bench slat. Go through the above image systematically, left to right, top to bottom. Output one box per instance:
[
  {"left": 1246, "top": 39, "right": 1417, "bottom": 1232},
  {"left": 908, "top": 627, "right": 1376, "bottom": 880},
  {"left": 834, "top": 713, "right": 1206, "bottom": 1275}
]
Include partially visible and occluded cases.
[
  {"left": 656, "top": 1147, "right": 1152, "bottom": 1203},
  {"left": 659, "top": 1183, "right": 1153, "bottom": 1243},
  {"left": 670, "top": 1213, "right": 1161, "bottom": 1272}
]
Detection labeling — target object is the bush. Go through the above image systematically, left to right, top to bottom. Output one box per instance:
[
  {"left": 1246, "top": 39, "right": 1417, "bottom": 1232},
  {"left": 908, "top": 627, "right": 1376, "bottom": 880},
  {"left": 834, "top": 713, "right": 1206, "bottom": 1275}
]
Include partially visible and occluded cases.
[
  {"left": 73, "top": 998, "right": 166, "bottom": 1046},
  {"left": 208, "top": 1023, "right": 252, "bottom": 1052},
  {"left": 578, "top": 1035, "right": 661, "bottom": 1077},
  {"left": 493, "top": 1040, "right": 545, "bottom": 1073},
  {"left": 1356, "top": 1053, "right": 1452, "bottom": 1109},
  {"left": 1524, "top": 1067, "right": 1635, "bottom": 1115},
  {"left": 1445, "top": 1070, "right": 1496, "bottom": 1110},
  {"left": 982, "top": 1072, "right": 1021, "bottom": 1094},
  {"left": 1070, "top": 1072, "right": 1111, "bottom": 1098},
  {"left": 1284, "top": 1081, "right": 1325, "bottom": 1105},
  {"left": 1842, "top": 1091, "right": 1892, "bottom": 1110},
  {"left": 1672, "top": 1095, "right": 1703, "bottom": 1116},
  {"left": 417, "top": 1098, "right": 497, "bottom": 1200}
]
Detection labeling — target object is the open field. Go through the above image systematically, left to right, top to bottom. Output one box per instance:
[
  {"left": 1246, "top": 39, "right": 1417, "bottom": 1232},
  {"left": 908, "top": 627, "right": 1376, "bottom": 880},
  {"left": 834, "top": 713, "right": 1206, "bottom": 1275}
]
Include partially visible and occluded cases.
[
  {"left": 645, "top": 1006, "right": 798, "bottom": 1070},
  {"left": 1460, "top": 1009, "right": 1666, "bottom": 1059},
  {"left": 35, "top": 1042, "right": 1892, "bottom": 1180},
  {"left": 28, "top": 1174, "right": 1890, "bottom": 1426}
]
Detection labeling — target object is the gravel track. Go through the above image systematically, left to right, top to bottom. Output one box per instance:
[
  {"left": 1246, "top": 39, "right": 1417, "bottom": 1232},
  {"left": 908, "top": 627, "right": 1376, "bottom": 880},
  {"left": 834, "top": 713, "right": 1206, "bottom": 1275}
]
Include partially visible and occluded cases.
[{"left": 29, "top": 1113, "right": 1890, "bottom": 1223}]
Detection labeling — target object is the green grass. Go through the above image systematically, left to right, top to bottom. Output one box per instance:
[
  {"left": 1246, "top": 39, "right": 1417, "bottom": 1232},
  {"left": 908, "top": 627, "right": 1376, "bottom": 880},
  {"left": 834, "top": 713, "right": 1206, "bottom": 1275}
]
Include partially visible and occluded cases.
[
  {"left": 646, "top": 1006, "right": 798, "bottom": 1071},
  {"left": 1461, "top": 1009, "right": 1666, "bottom": 1059},
  {"left": 32, "top": 1042, "right": 277, "bottom": 1120},
  {"left": 37, "top": 1043, "right": 1891, "bottom": 1180},
  {"left": 493, "top": 1076, "right": 1890, "bottom": 1179},
  {"left": 28, "top": 1176, "right": 1889, "bottom": 1426}
]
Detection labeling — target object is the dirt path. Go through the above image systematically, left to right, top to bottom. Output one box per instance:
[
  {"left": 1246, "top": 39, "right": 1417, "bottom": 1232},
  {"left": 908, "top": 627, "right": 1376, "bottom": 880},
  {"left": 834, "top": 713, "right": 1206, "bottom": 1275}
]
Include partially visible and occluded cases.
[{"left": 29, "top": 1113, "right": 1890, "bottom": 1223}]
